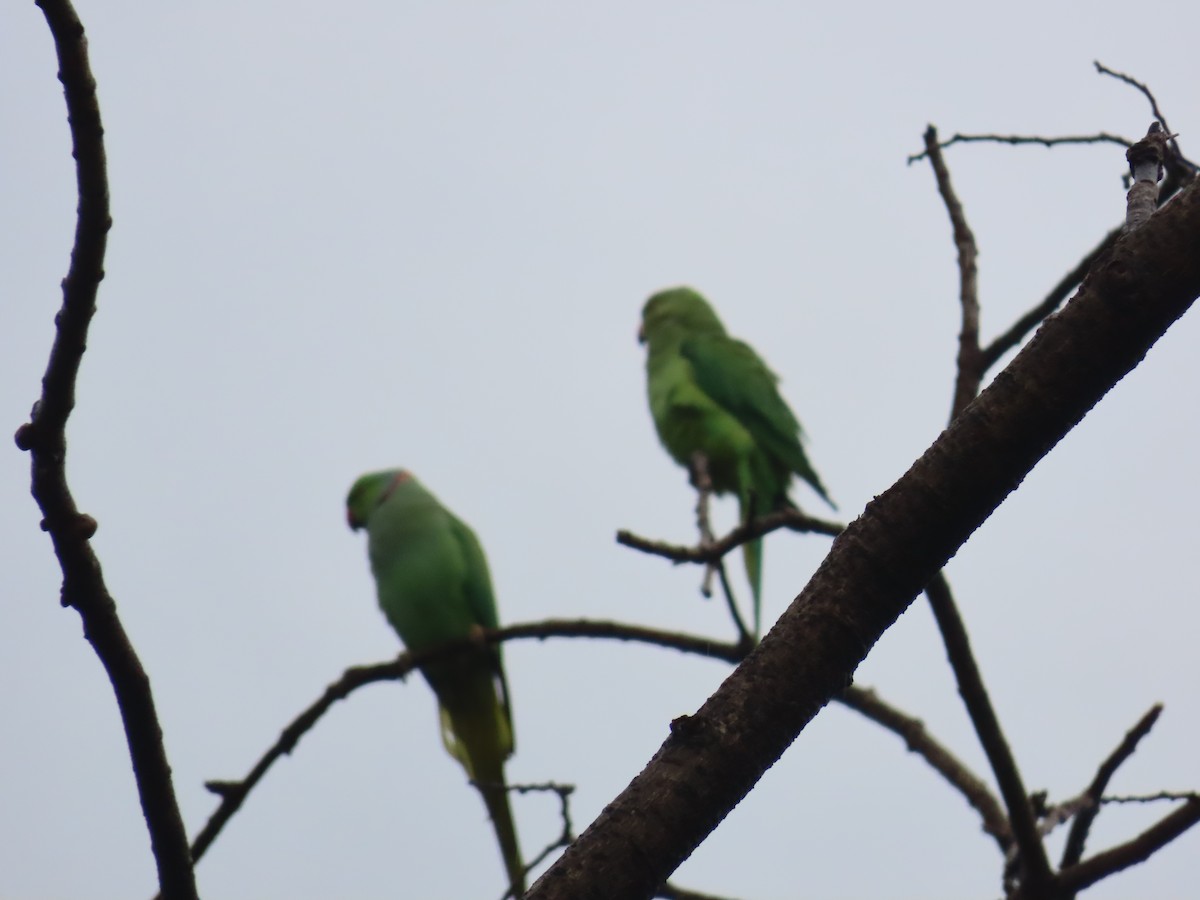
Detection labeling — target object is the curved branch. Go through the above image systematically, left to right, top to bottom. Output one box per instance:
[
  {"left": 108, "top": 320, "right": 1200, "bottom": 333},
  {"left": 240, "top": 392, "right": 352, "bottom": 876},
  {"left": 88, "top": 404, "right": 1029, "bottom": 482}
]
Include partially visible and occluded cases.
[
  {"left": 18, "top": 3, "right": 197, "bottom": 899},
  {"left": 1094, "top": 62, "right": 1181, "bottom": 158},
  {"left": 185, "top": 616, "right": 1011, "bottom": 880},
  {"left": 497, "top": 619, "right": 746, "bottom": 663},
  {"left": 184, "top": 620, "right": 747, "bottom": 869},
  {"left": 188, "top": 657, "right": 411, "bottom": 864},
  {"left": 836, "top": 686, "right": 1012, "bottom": 852}
]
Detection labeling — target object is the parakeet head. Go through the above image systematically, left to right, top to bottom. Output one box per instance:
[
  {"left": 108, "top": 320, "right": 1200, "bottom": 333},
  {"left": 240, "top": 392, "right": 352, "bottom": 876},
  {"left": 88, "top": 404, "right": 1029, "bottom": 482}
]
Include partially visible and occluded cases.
[
  {"left": 639, "top": 287, "right": 727, "bottom": 345},
  {"left": 346, "top": 469, "right": 412, "bottom": 530}
]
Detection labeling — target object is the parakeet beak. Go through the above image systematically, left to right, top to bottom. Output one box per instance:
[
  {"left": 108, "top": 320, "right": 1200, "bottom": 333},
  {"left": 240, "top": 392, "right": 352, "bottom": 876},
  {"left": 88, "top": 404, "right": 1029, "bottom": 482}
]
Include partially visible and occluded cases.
[
  {"left": 637, "top": 322, "right": 646, "bottom": 344},
  {"left": 347, "top": 507, "right": 362, "bottom": 531}
]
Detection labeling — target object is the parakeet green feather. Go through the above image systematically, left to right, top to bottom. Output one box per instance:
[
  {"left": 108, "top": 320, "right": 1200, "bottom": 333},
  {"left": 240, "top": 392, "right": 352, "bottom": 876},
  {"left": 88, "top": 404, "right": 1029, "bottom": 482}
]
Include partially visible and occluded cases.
[
  {"left": 639, "top": 287, "right": 834, "bottom": 634},
  {"left": 347, "top": 469, "right": 524, "bottom": 896}
]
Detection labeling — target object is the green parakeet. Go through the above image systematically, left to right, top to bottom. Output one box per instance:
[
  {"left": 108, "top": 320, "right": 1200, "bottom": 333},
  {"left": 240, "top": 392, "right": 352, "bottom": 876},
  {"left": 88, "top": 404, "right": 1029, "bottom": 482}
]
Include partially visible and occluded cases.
[
  {"left": 639, "top": 287, "right": 834, "bottom": 633},
  {"left": 346, "top": 469, "right": 525, "bottom": 897}
]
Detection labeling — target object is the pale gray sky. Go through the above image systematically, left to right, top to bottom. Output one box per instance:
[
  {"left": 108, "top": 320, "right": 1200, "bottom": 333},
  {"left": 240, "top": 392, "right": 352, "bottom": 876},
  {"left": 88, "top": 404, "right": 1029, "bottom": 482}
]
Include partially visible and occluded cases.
[{"left": 2, "top": 3, "right": 1198, "bottom": 898}]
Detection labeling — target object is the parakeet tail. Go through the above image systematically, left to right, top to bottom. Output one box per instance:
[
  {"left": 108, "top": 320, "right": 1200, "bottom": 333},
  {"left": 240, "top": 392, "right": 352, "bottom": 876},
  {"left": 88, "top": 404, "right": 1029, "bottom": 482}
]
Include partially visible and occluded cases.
[
  {"left": 807, "top": 472, "right": 837, "bottom": 512},
  {"left": 739, "top": 482, "right": 766, "bottom": 637},
  {"left": 743, "top": 535, "right": 763, "bottom": 637},
  {"left": 439, "top": 690, "right": 525, "bottom": 895},
  {"left": 478, "top": 775, "right": 526, "bottom": 897}
]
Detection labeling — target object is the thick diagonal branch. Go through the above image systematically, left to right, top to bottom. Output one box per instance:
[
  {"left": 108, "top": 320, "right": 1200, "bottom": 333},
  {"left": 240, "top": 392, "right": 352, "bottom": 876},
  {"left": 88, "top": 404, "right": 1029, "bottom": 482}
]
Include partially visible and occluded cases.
[{"left": 525, "top": 176, "right": 1200, "bottom": 900}]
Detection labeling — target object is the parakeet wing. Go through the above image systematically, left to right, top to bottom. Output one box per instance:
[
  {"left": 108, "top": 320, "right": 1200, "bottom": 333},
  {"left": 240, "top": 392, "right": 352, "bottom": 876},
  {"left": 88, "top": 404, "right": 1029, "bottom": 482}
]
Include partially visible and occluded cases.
[{"left": 681, "top": 333, "right": 828, "bottom": 502}]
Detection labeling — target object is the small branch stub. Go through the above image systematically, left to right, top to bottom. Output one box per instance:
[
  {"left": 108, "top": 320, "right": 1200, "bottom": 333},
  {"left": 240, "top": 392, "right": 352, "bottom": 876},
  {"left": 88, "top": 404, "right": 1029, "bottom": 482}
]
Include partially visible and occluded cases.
[{"left": 1125, "top": 122, "right": 1178, "bottom": 231}]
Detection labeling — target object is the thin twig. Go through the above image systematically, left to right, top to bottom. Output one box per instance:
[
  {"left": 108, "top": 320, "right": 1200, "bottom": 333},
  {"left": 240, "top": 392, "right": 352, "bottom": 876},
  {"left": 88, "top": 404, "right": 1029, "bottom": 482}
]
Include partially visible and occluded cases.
[
  {"left": 19, "top": 4, "right": 198, "bottom": 899},
  {"left": 1094, "top": 61, "right": 1198, "bottom": 179},
  {"left": 1094, "top": 62, "right": 1174, "bottom": 145},
  {"left": 924, "top": 125, "right": 983, "bottom": 421},
  {"left": 908, "top": 132, "right": 1134, "bottom": 164},
  {"left": 980, "top": 229, "right": 1121, "bottom": 370},
  {"left": 617, "top": 508, "right": 842, "bottom": 566},
  {"left": 714, "top": 562, "right": 754, "bottom": 650},
  {"left": 924, "top": 574, "right": 1053, "bottom": 895},
  {"left": 496, "top": 619, "right": 745, "bottom": 663},
  {"left": 188, "top": 658, "right": 413, "bottom": 865},
  {"left": 836, "top": 686, "right": 1012, "bottom": 852},
  {"left": 1061, "top": 704, "right": 1163, "bottom": 870},
  {"left": 499, "top": 782, "right": 577, "bottom": 900},
  {"left": 1103, "top": 791, "right": 1200, "bottom": 804},
  {"left": 1037, "top": 794, "right": 1094, "bottom": 838},
  {"left": 1058, "top": 798, "right": 1200, "bottom": 895}
]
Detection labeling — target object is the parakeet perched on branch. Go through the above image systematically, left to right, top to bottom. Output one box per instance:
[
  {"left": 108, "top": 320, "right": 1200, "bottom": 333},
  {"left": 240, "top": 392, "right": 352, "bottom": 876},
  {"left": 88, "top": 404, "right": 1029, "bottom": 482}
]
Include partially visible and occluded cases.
[
  {"left": 638, "top": 287, "right": 834, "bottom": 633},
  {"left": 347, "top": 469, "right": 524, "bottom": 896}
]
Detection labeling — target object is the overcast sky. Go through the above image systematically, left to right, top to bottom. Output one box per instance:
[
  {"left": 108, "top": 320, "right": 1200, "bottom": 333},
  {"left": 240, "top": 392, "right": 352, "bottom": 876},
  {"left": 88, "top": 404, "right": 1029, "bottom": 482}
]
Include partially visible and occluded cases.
[{"left": 2, "top": 3, "right": 1198, "bottom": 898}]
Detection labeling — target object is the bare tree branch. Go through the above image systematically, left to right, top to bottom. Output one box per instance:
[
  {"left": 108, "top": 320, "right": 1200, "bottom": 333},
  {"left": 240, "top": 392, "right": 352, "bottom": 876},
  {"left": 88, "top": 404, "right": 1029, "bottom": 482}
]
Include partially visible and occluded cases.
[
  {"left": 16, "top": 3, "right": 198, "bottom": 898},
  {"left": 1094, "top": 62, "right": 1178, "bottom": 152},
  {"left": 914, "top": 64, "right": 1197, "bottom": 376},
  {"left": 923, "top": 125, "right": 983, "bottom": 422},
  {"left": 908, "top": 132, "right": 1134, "bottom": 164},
  {"left": 922, "top": 134, "right": 1048, "bottom": 892},
  {"left": 525, "top": 171, "right": 1200, "bottom": 900},
  {"left": 980, "top": 230, "right": 1121, "bottom": 370},
  {"left": 617, "top": 508, "right": 841, "bottom": 565},
  {"left": 924, "top": 574, "right": 1053, "bottom": 894},
  {"left": 184, "top": 617, "right": 1018, "bottom": 884},
  {"left": 496, "top": 619, "right": 746, "bottom": 663},
  {"left": 183, "top": 620, "right": 747, "bottom": 870},
  {"left": 188, "top": 657, "right": 411, "bottom": 866},
  {"left": 836, "top": 686, "right": 1012, "bottom": 852},
  {"left": 1060, "top": 704, "right": 1163, "bottom": 870},
  {"left": 500, "top": 782, "right": 577, "bottom": 900},
  {"left": 1103, "top": 791, "right": 1200, "bottom": 804},
  {"left": 1058, "top": 797, "right": 1200, "bottom": 895}
]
